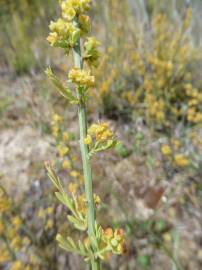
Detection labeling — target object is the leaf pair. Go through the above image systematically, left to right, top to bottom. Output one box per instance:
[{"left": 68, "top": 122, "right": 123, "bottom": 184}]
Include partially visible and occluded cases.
[
  {"left": 89, "top": 140, "right": 118, "bottom": 156},
  {"left": 45, "top": 162, "right": 87, "bottom": 230},
  {"left": 56, "top": 234, "right": 92, "bottom": 261}
]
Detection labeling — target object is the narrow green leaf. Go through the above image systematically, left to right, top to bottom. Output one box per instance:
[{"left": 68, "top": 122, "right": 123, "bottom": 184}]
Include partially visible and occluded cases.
[
  {"left": 45, "top": 67, "right": 78, "bottom": 104},
  {"left": 55, "top": 192, "right": 74, "bottom": 212},
  {"left": 67, "top": 215, "right": 87, "bottom": 231},
  {"left": 56, "top": 234, "right": 73, "bottom": 252},
  {"left": 67, "top": 237, "right": 77, "bottom": 250},
  {"left": 78, "top": 240, "right": 87, "bottom": 255}
]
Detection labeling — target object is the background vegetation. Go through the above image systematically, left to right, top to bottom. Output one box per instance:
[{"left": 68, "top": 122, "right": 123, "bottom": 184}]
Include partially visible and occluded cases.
[{"left": 0, "top": 0, "right": 202, "bottom": 269}]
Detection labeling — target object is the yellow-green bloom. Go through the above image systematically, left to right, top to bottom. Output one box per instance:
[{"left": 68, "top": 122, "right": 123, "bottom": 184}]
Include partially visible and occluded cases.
[
  {"left": 61, "top": 0, "right": 92, "bottom": 17},
  {"left": 79, "top": 14, "right": 91, "bottom": 34},
  {"left": 47, "top": 18, "right": 80, "bottom": 50},
  {"left": 84, "top": 37, "right": 100, "bottom": 66},
  {"left": 68, "top": 68, "right": 95, "bottom": 88},
  {"left": 88, "top": 122, "right": 113, "bottom": 142},
  {"left": 174, "top": 154, "right": 189, "bottom": 167},
  {"left": 103, "top": 228, "right": 126, "bottom": 255}
]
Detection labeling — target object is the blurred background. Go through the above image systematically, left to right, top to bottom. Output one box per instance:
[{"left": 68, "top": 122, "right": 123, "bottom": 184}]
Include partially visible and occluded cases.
[{"left": 0, "top": 0, "right": 202, "bottom": 269}]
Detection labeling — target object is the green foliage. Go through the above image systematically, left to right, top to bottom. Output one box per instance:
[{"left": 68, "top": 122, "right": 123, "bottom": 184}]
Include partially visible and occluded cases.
[
  {"left": 45, "top": 67, "right": 79, "bottom": 104},
  {"left": 115, "top": 142, "right": 130, "bottom": 158},
  {"left": 137, "top": 255, "right": 151, "bottom": 269}
]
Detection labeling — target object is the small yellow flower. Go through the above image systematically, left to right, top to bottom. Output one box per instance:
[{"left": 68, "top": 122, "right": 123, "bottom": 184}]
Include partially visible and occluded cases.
[
  {"left": 61, "top": 0, "right": 92, "bottom": 16},
  {"left": 62, "top": 6, "right": 76, "bottom": 21},
  {"left": 79, "top": 15, "right": 90, "bottom": 34},
  {"left": 47, "top": 32, "right": 59, "bottom": 46},
  {"left": 84, "top": 37, "right": 100, "bottom": 65},
  {"left": 68, "top": 67, "right": 95, "bottom": 88},
  {"left": 52, "top": 114, "right": 63, "bottom": 123},
  {"left": 88, "top": 122, "right": 114, "bottom": 142},
  {"left": 51, "top": 125, "right": 59, "bottom": 137},
  {"left": 62, "top": 132, "right": 70, "bottom": 142},
  {"left": 84, "top": 134, "right": 92, "bottom": 145},
  {"left": 172, "top": 139, "right": 181, "bottom": 150},
  {"left": 161, "top": 144, "right": 172, "bottom": 156},
  {"left": 57, "top": 145, "right": 69, "bottom": 158},
  {"left": 174, "top": 154, "right": 189, "bottom": 167},
  {"left": 62, "top": 160, "right": 71, "bottom": 169},
  {"left": 70, "top": 170, "right": 80, "bottom": 178},
  {"left": 68, "top": 182, "right": 78, "bottom": 194},
  {"left": 0, "top": 192, "right": 11, "bottom": 213},
  {"left": 77, "top": 194, "right": 87, "bottom": 214},
  {"left": 93, "top": 194, "right": 101, "bottom": 205},
  {"left": 47, "top": 207, "right": 54, "bottom": 215},
  {"left": 37, "top": 208, "right": 46, "bottom": 219},
  {"left": 12, "top": 216, "right": 22, "bottom": 229},
  {"left": 45, "top": 219, "right": 54, "bottom": 230},
  {"left": 103, "top": 227, "right": 126, "bottom": 255},
  {"left": 103, "top": 228, "right": 113, "bottom": 239},
  {"left": 114, "top": 228, "right": 124, "bottom": 241},
  {"left": 163, "top": 232, "right": 172, "bottom": 242},
  {"left": 11, "top": 236, "right": 21, "bottom": 249},
  {"left": 84, "top": 237, "right": 91, "bottom": 249},
  {"left": 0, "top": 249, "right": 10, "bottom": 264},
  {"left": 10, "top": 260, "right": 24, "bottom": 270},
  {"left": 25, "top": 266, "right": 32, "bottom": 270}
]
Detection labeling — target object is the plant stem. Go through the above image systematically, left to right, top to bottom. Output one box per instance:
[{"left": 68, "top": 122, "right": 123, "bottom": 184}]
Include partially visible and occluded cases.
[{"left": 73, "top": 19, "right": 101, "bottom": 270}]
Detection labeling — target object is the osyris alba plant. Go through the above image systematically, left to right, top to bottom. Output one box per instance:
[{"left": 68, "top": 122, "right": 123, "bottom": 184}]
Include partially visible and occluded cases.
[{"left": 45, "top": 1, "right": 126, "bottom": 270}]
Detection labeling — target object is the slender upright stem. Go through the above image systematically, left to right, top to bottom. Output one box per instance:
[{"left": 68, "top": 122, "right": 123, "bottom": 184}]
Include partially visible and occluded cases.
[{"left": 73, "top": 19, "right": 101, "bottom": 270}]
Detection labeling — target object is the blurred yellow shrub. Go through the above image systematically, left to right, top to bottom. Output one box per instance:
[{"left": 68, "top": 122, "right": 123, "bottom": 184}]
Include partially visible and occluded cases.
[{"left": 94, "top": 4, "right": 202, "bottom": 132}]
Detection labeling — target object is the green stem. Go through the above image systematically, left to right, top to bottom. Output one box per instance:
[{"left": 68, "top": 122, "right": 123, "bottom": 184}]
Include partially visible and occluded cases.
[{"left": 72, "top": 19, "right": 101, "bottom": 270}]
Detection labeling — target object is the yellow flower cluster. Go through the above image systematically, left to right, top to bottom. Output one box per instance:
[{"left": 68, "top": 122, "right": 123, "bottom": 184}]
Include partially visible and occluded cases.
[
  {"left": 47, "top": 0, "right": 92, "bottom": 51},
  {"left": 61, "top": 0, "right": 92, "bottom": 20},
  {"left": 106, "top": 10, "right": 202, "bottom": 129},
  {"left": 144, "top": 12, "right": 201, "bottom": 127},
  {"left": 78, "top": 14, "right": 91, "bottom": 34},
  {"left": 47, "top": 18, "right": 79, "bottom": 49},
  {"left": 84, "top": 37, "right": 100, "bottom": 66},
  {"left": 68, "top": 67, "right": 95, "bottom": 88},
  {"left": 186, "top": 84, "right": 202, "bottom": 123},
  {"left": 122, "top": 90, "right": 137, "bottom": 106},
  {"left": 147, "top": 96, "right": 165, "bottom": 123},
  {"left": 51, "top": 113, "right": 73, "bottom": 167},
  {"left": 51, "top": 113, "right": 63, "bottom": 137},
  {"left": 50, "top": 114, "right": 86, "bottom": 194},
  {"left": 84, "top": 122, "right": 118, "bottom": 155},
  {"left": 85, "top": 122, "right": 114, "bottom": 145},
  {"left": 161, "top": 141, "right": 190, "bottom": 168},
  {"left": 161, "top": 144, "right": 172, "bottom": 156},
  {"left": 57, "top": 145, "right": 69, "bottom": 158},
  {"left": 174, "top": 154, "right": 190, "bottom": 167},
  {"left": 68, "top": 182, "right": 78, "bottom": 194},
  {"left": 0, "top": 189, "right": 40, "bottom": 268},
  {"left": 0, "top": 190, "right": 11, "bottom": 213},
  {"left": 71, "top": 193, "right": 101, "bottom": 215},
  {"left": 37, "top": 206, "right": 54, "bottom": 227},
  {"left": 0, "top": 211, "right": 29, "bottom": 265},
  {"left": 103, "top": 228, "right": 126, "bottom": 255},
  {"left": 0, "top": 249, "right": 10, "bottom": 264},
  {"left": 10, "top": 260, "right": 31, "bottom": 270},
  {"left": 10, "top": 261, "right": 24, "bottom": 270}
]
